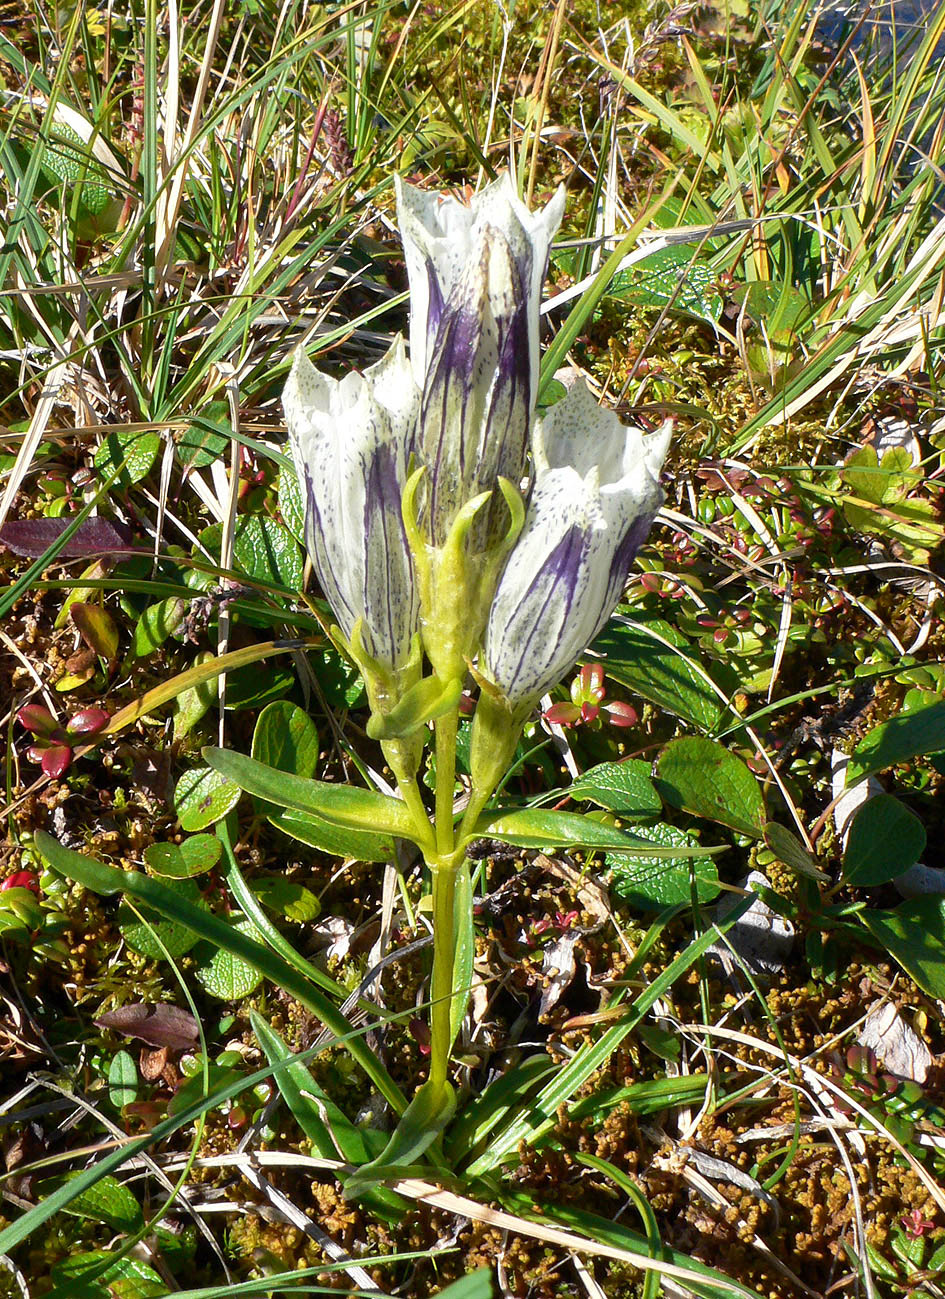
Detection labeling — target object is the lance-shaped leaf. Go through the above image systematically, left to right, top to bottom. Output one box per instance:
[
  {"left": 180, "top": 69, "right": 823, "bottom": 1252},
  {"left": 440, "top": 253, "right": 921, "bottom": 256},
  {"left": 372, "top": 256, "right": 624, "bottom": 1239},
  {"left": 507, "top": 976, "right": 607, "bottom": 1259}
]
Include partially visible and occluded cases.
[
  {"left": 283, "top": 338, "right": 419, "bottom": 670},
  {"left": 481, "top": 382, "right": 670, "bottom": 707},
  {"left": 202, "top": 746, "right": 424, "bottom": 846},
  {"left": 469, "top": 807, "right": 721, "bottom": 856},
  {"left": 33, "top": 831, "right": 407, "bottom": 1114}
]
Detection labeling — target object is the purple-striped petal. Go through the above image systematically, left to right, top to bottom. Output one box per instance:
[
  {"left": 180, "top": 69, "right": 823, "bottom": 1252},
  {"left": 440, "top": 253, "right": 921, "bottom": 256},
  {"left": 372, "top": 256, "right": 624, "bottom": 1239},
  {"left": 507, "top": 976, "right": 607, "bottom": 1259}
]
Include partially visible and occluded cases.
[
  {"left": 395, "top": 174, "right": 564, "bottom": 542},
  {"left": 418, "top": 230, "right": 531, "bottom": 544},
  {"left": 283, "top": 340, "right": 420, "bottom": 669},
  {"left": 482, "top": 384, "right": 670, "bottom": 706}
]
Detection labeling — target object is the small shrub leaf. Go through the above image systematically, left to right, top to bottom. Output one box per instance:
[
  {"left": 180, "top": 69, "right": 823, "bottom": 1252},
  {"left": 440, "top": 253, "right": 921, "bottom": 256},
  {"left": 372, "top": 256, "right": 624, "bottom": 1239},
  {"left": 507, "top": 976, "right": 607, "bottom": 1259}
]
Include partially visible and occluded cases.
[
  {"left": 657, "top": 737, "right": 765, "bottom": 837},
  {"left": 843, "top": 794, "right": 926, "bottom": 886}
]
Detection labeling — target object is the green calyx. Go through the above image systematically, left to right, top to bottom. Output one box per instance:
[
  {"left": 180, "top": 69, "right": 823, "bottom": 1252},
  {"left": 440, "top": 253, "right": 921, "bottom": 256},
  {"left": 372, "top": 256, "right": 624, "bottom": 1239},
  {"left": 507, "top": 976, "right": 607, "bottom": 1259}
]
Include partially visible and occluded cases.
[
  {"left": 402, "top": 471, "right": 526, "bottom": 685},
  {"left": 345, "top": 622, "right": 425, "bottom": 786},
  {"left": 366, "top": 673, "right": 463, "bottom": 740},
  {"left": 464, "top": 688, "right": 528, "bottom": 834}
]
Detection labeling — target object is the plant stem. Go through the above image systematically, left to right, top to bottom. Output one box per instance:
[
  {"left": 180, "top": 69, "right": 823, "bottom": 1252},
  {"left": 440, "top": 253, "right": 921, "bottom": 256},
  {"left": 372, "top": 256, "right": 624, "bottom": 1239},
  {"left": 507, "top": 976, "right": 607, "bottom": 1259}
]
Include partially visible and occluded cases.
[
  {"left": 428, "top": 705, "right": 460, "bottom": 1091},
  {"left": 434, "top": 707, "right": 458, "bottom": 858},
  {"left": 392, "top": 768, "right": 436, "bottom": 857},
  {"left": 429, "top": 859, "right": 457, "bottom": 1092}
]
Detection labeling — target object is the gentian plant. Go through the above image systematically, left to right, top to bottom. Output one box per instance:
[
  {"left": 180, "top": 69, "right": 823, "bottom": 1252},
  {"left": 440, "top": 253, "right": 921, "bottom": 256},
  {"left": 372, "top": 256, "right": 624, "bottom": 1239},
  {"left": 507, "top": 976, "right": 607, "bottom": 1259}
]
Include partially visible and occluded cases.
[{"left": 205, "top": 174, "right": 671, "bottom": 1180}]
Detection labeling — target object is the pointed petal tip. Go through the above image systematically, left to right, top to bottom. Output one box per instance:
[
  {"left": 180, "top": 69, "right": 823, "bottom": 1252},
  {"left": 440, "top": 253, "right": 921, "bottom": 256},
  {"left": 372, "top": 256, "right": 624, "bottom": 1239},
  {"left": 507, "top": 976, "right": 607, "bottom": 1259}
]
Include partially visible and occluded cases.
[
  {"left": 283, "top": 345, "right": 322, "bottom": 415},
  {"left": 644, "top": 419, "right": 674, "bottom": 477}
]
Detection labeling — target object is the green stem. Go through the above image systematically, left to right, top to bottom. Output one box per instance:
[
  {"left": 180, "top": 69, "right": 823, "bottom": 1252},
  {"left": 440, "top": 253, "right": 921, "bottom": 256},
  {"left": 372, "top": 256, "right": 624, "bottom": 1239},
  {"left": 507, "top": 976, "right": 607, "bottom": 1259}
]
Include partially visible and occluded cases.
[
  {"left": 428, "top": 705, "right": 460, "bottom": 1091},
  {"left": 434, "top": 708, "right": 458, "bottom": 859},
  {"left": 391, "top": 765, "right": 436, "bottom": 858},
  {"left": 429, "top": 859, "right": 458, "bottom": 1092}
]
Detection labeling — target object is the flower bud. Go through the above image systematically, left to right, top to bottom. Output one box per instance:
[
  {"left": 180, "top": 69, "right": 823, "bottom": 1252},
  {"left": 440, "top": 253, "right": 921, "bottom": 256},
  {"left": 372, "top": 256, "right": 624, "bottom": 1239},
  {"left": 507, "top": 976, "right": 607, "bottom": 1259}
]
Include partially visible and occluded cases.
[{"left": 395, "top": 174, "right": 564, "bottom": 546}]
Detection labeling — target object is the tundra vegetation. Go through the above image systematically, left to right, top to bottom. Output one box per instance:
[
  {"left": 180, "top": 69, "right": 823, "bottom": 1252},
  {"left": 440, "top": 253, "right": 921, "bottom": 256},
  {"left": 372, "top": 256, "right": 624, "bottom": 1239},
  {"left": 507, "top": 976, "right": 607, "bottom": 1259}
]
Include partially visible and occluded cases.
[{"left": 1, "top": 1, "right": 945, "bottom": 1296}]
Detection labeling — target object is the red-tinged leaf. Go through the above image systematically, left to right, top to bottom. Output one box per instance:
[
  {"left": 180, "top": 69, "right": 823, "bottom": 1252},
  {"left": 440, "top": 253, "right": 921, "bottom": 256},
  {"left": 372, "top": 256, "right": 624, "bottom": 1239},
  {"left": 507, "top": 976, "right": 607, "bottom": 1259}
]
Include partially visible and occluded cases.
[
  {"left": 0, "top": 517, "right": 134, "bottom": 558},
  {"left": 70, "top": 603, "right": 120, "bottom": 664},
  {"left": 603, "top": 701, "right": 638, "bottom": 727},
  {"left": 544, "top": 702, "right": 580, "bottom": 726},
  {"left": 17, "top": 704, "right": 58, "bottom": 737},
  {"left": 68, "top": 707, "right": 110, "bottom": 736},
  {"left": 41, "top": 744, "right": 73, "bottom": 779},
  {"left": 1, "top": 872, "right": 40, "bottom": 894},
  {"left": 95, "top": 1003, "right": 200, "bottom": 1052}
]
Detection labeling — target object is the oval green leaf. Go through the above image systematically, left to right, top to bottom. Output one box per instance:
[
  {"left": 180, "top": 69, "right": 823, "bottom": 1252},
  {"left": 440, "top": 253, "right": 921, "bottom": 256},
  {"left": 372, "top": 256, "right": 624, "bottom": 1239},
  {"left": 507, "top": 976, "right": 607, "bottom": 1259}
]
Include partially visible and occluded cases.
[
  {"left": 176, "top": 403, "right": 230, "bottom": 468},
  {"left": 94, "top": 428, "right": 161, "bottom": 487},
  {"left": 206, "top": 515, "right": 304, "bottom": 592},
  {"left": 593, "top": 617, "right": 723, "bottom": 731},
  {"left": 252, "top": 700, "right": 319, "bottom": 777},
  {"left": 251, "top": 701, "right": 320, "bottom": 819},
  {"left": 847, "top": 701, "right": 945, "bottom": 786},
  {"left": 657, "top": 737, "right": 765, "bottom": 837},
  {"left": 568, "top": 760, "right": 662, "bottom": 817},
  {"left": 175, "top": 766, "right": 241, "bottom": 832},
  {"left": 842, "top": 794, "right": 926, "bottom": 887},
  {"left": 765, "top": 822, "right": 828, "bottom": 882},
  {"left": 607, "top": 823, "right": 720, "bottom": 910},
  {"left": 143, "top": 834, "right": 222, "bottom": 879},
  {"left": 252, "top": 876, "right": 320, "bottom": 923},
  {"left": 118, "top": 877, "right": 208, "bottom": 959},
  {"left": 859, "top": 896, "right": 945, "bottom": 998},
  {"left": 193, "top": 914, "right": 264, "bottom": 1000},
  {"left": 107, "top": 1050, "right": 138, "bottom": 1110},
  {"left": 49, "top": 1173, "right": 143, "bottom": 1234},
  {"left": 51, "top": 1250, "right": 164, "bottom": 1296}
]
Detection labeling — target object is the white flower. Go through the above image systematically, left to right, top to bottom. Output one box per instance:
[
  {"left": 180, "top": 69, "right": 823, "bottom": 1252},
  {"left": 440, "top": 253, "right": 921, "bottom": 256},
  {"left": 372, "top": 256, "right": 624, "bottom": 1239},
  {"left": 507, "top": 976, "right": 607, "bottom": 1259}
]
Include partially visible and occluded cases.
[
  {"left": 395, "top": 174, "right": 565, "bottom": 545},
  {"left": 283, "top": 338, "right": 419, "bottom": 669},
  {"left": 481, "top": 382, "right": 671, "bottom": 706}
]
